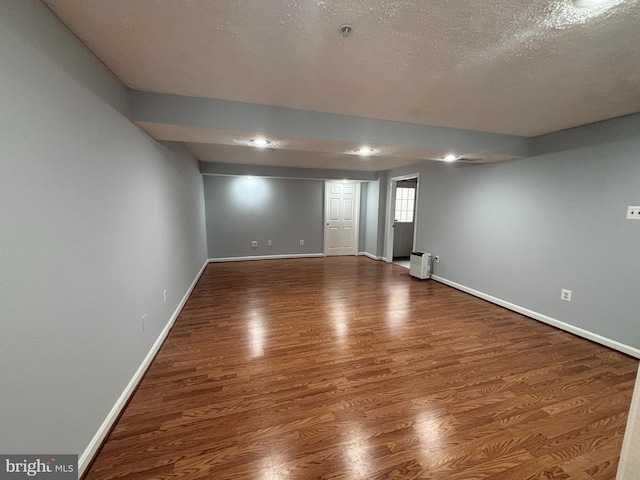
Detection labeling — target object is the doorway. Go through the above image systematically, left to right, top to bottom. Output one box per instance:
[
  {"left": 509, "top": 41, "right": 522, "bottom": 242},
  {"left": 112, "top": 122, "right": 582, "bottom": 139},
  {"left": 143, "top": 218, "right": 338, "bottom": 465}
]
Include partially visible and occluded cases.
[
  {"left": 385, "top": 174, "right": 419, "bottom": 266},
  {"left": 324, "top": 181, "right": 360, "bottom": 256}
]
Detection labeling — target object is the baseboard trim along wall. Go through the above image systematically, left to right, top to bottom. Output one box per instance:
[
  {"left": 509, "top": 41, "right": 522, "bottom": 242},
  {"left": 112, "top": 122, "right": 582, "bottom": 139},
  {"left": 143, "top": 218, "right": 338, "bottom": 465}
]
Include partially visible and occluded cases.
[
  {"left": 358, "top": 252, "right": 382, "bottom": 261},
  {"left": 209, "top": 253, "right": 324, "bottom": 262},
  {"left": 78, "top": 259, "right": 210, "bottom": 477},
  {"left": 431, "top": 275, "right": 640, "bottom": 359}
]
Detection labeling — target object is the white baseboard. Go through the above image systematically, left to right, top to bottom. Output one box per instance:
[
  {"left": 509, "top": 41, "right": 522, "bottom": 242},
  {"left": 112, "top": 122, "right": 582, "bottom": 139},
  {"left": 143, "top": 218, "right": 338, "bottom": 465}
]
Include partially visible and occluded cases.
[
  {"left": 358, "top": 252, "right": 382, "bottom": 261},
  {"left": 209, "top": 253, "right": 324, "bottom": 263},
  {"left": 382, "top": 256, "right": 390, "bottom": 263},
  {"left": 78, "top": 259, "right": 209, "bottom": 477},
  {"left": 431, "top": 275, "right": 640, "bottom": 359}
]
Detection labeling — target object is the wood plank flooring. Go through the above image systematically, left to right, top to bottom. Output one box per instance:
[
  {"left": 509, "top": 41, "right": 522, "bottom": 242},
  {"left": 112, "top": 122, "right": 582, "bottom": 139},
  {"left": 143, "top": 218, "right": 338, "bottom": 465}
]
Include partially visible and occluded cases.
[{"left": 84, "top": 257, "right": 638, "bottom": 479}]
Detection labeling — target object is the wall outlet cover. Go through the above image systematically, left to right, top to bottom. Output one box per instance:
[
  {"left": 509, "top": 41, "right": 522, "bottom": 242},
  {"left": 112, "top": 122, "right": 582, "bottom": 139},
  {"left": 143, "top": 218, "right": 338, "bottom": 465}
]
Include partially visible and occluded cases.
[
  {"left": 626, "top": 206, "right": 640, "bottom": 219},
  {"left": 561, "top": 289, "right": 572, "bottom": 302}
]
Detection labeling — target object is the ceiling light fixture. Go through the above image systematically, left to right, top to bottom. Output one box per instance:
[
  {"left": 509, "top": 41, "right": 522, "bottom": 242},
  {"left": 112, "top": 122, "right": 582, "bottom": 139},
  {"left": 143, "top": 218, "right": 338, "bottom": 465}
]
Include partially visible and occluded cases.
[
  {"left": 249, "top": 138, "right": 271, "bottom": 147},
  {"left": 356, "top": 147, "right": 375, "bottom": 156},
  {"left": 443, "top": 154, "right": 459, "bottom": 162}
]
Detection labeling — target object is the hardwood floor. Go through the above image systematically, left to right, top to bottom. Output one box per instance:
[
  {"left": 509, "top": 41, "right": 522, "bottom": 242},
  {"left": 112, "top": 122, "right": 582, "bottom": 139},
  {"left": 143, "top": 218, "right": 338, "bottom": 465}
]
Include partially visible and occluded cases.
[{"left": 84, "top": 257, "right": 638, "bottom": 479}]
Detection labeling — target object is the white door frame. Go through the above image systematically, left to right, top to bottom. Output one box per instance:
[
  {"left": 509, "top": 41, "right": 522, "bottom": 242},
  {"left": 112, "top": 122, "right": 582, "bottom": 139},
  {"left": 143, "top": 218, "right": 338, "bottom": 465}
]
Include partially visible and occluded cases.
[
  {"left": 385, "top": 173, "right": 420, "bottom": 263},
  {"left": 324, "top": 181, "right": 361, "bottom": 256}
]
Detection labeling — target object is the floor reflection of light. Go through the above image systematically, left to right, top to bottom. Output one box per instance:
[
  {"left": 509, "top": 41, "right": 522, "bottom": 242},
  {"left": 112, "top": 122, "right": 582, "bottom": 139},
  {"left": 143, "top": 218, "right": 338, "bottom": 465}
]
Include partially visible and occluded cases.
[
  {"left": 386, "top": 286, "right": 409, "bottom": 332},
  {"left": 331, "top": 301, "right": 348, "bottom": 343},
  {"left": 248, "top": 309, "right": 265, "bottom": 358},
  {"left": 335, "top": 319, "right": 348, "bottom": 339},
  {"left": 415, "top": 411, "right": 443, "bottom": 453},
  {"left": 344, "top": 432, "right": 370, "bottom": 478},
  {"left": 259, "top": 455, "right": 289, "bottom": 480}
]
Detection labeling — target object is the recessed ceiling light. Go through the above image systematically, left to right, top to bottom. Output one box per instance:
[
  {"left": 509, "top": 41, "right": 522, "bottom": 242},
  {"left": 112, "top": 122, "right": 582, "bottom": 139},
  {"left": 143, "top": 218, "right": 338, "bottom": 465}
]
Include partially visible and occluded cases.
[
  {"left": 573, "top": 0, "right": 614, "bottom": 7},
  {"left": 249, "top": 138, "right": 271, "bottom": 147},
  {"left": 356, "top": 147, "right": 375, "bottom": 156},
  {"left": 443, "top": 154, "right": 459, "bottom": 162}
]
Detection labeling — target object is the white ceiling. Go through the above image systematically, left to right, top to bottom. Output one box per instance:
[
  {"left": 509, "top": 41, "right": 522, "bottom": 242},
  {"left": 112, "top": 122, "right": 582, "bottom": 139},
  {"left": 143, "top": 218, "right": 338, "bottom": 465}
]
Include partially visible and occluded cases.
[{"left": 44, "top": 0, "right": 640, "bottom": 171}]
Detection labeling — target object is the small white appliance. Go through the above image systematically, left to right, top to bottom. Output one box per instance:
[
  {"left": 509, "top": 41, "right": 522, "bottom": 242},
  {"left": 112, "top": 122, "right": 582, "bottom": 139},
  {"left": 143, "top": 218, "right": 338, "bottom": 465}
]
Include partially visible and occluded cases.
[{"left": 409, "top": 251, "right": 431, "bottom": 279}]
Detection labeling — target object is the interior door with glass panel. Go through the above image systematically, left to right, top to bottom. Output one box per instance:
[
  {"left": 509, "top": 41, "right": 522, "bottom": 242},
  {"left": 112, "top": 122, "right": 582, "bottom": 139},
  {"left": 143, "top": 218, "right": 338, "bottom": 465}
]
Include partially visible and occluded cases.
[{"left": 393, "top": 183, "right": 416, "bottom": 259}]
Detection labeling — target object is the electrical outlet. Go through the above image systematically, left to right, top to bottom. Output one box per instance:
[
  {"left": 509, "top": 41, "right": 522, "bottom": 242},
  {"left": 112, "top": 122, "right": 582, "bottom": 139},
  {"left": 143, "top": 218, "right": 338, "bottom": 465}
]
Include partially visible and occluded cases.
[
  {"left": 627, "top": 206, "right": 640, "bottom": 219},
  {"left": 268, "top": 240, "right": 272, "bottom": 247},
  {"left": 299, "top": 240, "right": 304, "bottom": 246},
  {"left": 251, "top": 241, "right": 258, "bottom": 248},
  {"left": 434, "top": 255, "right": 440, "bottom": 263},
  {"left": 163, "top": 289, "right": 167, "bottom": 304},
  {"left": 561, "top": 289, "right": 572, "bottom": 302},
  {"left": 141, "top": 314, "right": 147, "bottom": 331}
]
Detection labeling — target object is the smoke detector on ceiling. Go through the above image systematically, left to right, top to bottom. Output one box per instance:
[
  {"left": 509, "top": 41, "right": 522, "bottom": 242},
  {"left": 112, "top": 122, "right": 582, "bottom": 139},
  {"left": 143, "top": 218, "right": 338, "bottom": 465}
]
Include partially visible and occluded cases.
[{"left": 339, "top": 24, "right": 353, "bottom": 38}]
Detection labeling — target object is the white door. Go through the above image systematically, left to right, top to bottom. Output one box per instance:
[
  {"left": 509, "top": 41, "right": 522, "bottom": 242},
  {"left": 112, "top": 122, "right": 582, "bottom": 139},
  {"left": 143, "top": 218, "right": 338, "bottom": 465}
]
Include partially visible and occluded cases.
[
  {"left": 385, "top": 174, "right": 420, "bottom": 262},
  {"left": 324, "top": 182, "right": 359, "bottom": 256}
]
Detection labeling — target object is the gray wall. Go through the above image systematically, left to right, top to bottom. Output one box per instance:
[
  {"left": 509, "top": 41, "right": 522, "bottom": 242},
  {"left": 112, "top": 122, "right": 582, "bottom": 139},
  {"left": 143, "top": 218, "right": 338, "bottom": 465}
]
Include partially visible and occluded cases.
[
  {"left": 0, "top": 0, "right": 207, "bottom": 457},
  {"left": 385, "top": 114, "right": 640, "bottom": 349},
  {"left": 204, "top": 175, "right": 324, "bottom": 258},
  {"left": 377, "top": 177, "right": 389, "bottom": 259},
  {"left": 363, "top": 180, "right": 381, "bottom": 257},
  {"left": 358, "top": 182, "right": 368, "bottom": 251}
]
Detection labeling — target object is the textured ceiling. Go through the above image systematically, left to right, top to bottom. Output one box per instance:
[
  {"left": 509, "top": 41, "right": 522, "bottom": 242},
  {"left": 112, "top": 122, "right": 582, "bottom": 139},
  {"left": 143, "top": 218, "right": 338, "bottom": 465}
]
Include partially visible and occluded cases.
[{"left": 44, "top": 0, "right": 640, "bottom": 170}]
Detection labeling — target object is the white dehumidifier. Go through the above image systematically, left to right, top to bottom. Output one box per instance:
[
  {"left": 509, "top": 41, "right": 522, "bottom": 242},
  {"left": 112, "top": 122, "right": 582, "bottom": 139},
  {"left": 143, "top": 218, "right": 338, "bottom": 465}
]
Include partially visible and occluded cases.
[{"left": 409, "top": 251, "right": 431, "bottom": 279}]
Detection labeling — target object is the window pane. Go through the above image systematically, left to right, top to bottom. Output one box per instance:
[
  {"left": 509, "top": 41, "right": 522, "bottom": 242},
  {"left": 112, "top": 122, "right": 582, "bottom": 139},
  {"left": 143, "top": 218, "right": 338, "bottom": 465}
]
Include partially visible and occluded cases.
[{"left": 394, "top": 187, "right": 415, "bottom": 223}]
